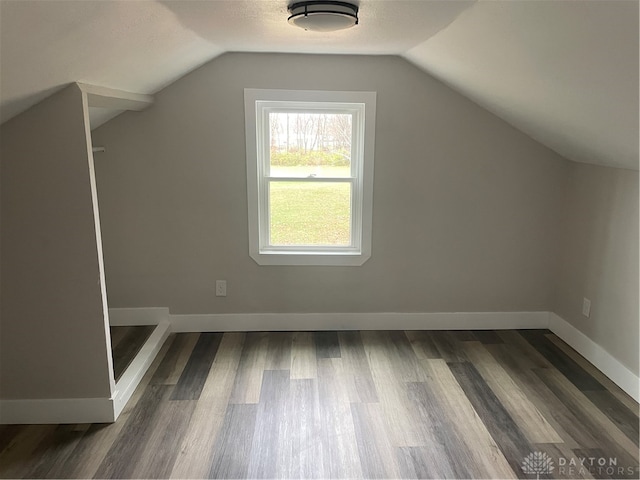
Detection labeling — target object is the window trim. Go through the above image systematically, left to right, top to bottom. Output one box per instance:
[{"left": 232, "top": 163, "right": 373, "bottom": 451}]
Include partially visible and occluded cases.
[{"left": 244, "top": 88, "right": 376, "bottom": 266}]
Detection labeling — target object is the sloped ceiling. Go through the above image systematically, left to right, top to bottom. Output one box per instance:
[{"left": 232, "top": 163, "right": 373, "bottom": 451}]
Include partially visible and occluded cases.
[
  {"left": 1, "top": 0, "right": 637, "bottom": 170},
  {"left": 405, "top": 0, "right": 639, "bottom": 171}
]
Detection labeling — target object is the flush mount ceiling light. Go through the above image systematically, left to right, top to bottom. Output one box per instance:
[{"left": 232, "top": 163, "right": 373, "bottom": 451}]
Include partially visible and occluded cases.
[{"left": 288, "top": 1, "right": 359, "bottom": 32}]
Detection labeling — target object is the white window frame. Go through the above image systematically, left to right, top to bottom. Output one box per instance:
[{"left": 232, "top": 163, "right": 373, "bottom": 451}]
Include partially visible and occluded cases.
[{"left": 244, "top": 88, "right": 376, "bottom": 266}]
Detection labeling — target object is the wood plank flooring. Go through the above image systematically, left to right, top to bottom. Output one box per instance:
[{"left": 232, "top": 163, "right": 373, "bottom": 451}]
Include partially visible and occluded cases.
[
  {"left": 109, "top": 325, "right": 156, "bottom": 381},
  {"left": 1, "top": 329, "right": 638, "bottom": 479}
]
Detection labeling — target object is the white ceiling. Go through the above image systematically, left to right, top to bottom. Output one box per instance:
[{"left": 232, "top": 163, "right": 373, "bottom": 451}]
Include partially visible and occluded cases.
[
  {"left": 1, "top": 0, "right": 638, "bottom": 170},
  {"left": 406, "top": 0, "right": 639, "bottom": 171}
]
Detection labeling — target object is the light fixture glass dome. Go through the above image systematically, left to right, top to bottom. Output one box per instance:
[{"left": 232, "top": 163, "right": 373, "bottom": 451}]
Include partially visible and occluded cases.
[{"left": 288, "top": 1, "right": 359, "bottom": 32}]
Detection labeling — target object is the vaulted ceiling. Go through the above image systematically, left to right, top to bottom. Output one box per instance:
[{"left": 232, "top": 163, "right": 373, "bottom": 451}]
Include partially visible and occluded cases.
[{"left": 1, "top": 0, "right": 638, "bottom": 169}]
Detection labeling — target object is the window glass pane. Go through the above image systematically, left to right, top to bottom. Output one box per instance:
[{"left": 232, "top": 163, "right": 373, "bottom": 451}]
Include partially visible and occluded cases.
[
  {"left": 269, "top": 112, "right": 351, "bottom": 178},
  {"left": 269, "top": 182, "right": 351, "bottom": 246}
]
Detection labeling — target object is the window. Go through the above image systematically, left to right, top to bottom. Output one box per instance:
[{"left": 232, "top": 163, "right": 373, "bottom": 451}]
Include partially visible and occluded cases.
[{"left": 244, "top": 89, "right": 376, "bottom": 266}]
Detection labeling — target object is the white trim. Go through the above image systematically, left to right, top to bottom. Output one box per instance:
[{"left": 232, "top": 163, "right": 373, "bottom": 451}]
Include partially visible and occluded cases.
[
  {"left": 78, "top": 82, "right": 154, "bottom": 111},
  {"left": 80, "top": 87, "right": 117, "bottom": 398},
  {"left": 244, "top": 88, "right": 376, "bottom": 267},
  {"left": 253, "top": 250, "right": 371, "bottom": 266},
  {"left": 109, "top": 307, "right": 169, "bottom": 326},
  {"left": 4, "top": 310, "right": 635, "bottom": 424},
  {"left": 168, "top": 310, "right": 638, "bottom": 401},
  {"left": 169, "top": 311, "right": 549, "bottom": 333},
  {"left": 548, "top": 312, "right": 640, "bottom": 402},
  {"left": 0, "top": 319, "right": 172, "bottom": 424},
  {"left": 113, "top": 321, "right": 171, "bottom": 418},
  {"left": 0, "top": 397, "right": 114, "bottom": 424}
]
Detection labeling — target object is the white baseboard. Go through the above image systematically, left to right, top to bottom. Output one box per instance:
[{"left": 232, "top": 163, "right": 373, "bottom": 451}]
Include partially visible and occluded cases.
[
  {"left": 109, "top": 307, "right": 169, "bottom": 326},
  {"left": 4, "top": 309, "right": 635, "bottom": 424},
  {"left": 172, "top": 310, "right": 638, "bottom": 402},
  {"left": 169, "top": 311, "right": 549, "bottom": 332},
  {"left": 548, "top": 312, "right": 639, "bottom": 402},
  {"left": 0, "top": 318, "right": 171, "bottom": 424},
  {"left": 0, "top": 319, "right": 171, "bottom": 424},
  {"left": 113, "top": 320, "right": 171, "bottom": 418},
  {"left": 0, "top": 397, "right": 114, "bottom": 424}
]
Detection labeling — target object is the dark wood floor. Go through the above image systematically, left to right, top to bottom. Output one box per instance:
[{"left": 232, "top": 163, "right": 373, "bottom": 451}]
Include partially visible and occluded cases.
[
  {"left": 109, "top": 325, "right": 155, "bottom": 381},
  {"left": 1, "top": 329, "right": 638, "bottom": 479}
]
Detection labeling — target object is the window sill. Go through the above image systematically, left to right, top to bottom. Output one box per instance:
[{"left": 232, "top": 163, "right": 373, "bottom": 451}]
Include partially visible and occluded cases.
[{"left": 250, "top": 251, "right": 371, "bottom": 266}]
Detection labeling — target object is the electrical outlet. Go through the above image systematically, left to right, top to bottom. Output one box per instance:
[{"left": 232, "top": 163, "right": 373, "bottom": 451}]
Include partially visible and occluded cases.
[
  {"left": 216, "top": 280, "right": 227, "bottom": 297},
  {"left": 582, "top": 297, "right": 591, "bottom": 317}
]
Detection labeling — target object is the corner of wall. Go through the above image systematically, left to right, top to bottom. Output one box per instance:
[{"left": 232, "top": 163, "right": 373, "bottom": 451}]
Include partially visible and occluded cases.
[{"left": 549, "top": 312, "right": 639, "bottom": 402}]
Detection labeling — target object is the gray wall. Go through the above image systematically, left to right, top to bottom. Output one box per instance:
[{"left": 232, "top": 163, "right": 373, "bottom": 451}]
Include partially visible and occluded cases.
[
  {"left": 93, "top": 53, "right": 568, "bottom": 315},
  {"left": 0, "top": 84, "right": 113, "bottom": 399},
  {"left": 554, "top": 163, "right": 639, "bottom": 374}
]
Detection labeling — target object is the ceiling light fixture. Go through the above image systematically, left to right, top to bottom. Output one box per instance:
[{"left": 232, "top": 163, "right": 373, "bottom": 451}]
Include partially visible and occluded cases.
[{"left": 288, "top": 1, "right": 359, "bottom": 32}]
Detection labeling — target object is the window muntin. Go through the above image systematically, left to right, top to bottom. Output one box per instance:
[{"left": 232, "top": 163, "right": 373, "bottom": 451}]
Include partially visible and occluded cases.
[{"left": 245, "top": 89, "right": 375, "bottom": 266}]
